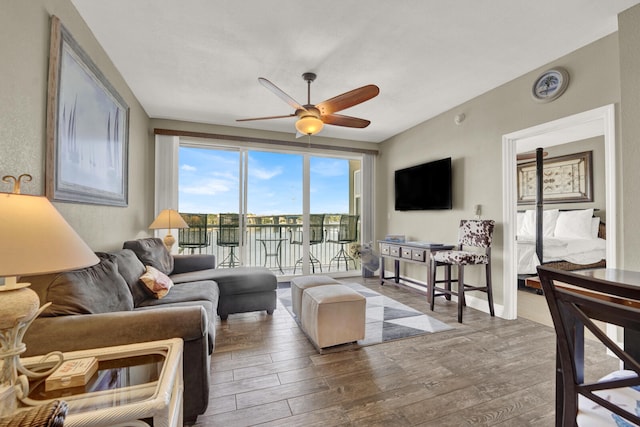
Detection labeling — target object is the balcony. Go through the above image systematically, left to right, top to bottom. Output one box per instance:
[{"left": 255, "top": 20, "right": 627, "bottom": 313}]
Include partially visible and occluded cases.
[{"left": 177, "top": 213, "right": 361, "bottom": 276}]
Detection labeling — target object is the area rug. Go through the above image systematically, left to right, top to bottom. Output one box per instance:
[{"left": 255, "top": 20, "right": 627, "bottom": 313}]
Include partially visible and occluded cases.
[{"left": 277, "top": 282, "right": 453, "bottom": 350}]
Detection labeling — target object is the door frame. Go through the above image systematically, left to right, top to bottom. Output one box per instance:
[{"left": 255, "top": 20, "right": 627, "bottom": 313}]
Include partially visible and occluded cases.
[{"left": 501, "top": 104, "right": 617, "bottom": 320}]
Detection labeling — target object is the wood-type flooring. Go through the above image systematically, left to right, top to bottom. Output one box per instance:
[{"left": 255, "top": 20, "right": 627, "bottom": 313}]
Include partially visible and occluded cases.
[{"left": 192, "top": 277, "right": 619, "bottom": 426}]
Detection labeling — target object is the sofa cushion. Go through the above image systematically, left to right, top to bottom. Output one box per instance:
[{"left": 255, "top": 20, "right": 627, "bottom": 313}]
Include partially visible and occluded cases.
[
  {"left": 123, "top": 238, "right": 174, "bottom": 275},
  {"left": 102, "top": 249, "right": 148, "bottom": 307},
  {"left": 27, "top": 252, "right": 134, "bottom": 317},
  {"left": 140, "top": 265, "right": 174, "bottom": 299},
  {"left": 172, "top": 266, "right": 276, "bottom": 295},
  {"left": 137, "top": 280, "right": 219, "bottom": 309}
]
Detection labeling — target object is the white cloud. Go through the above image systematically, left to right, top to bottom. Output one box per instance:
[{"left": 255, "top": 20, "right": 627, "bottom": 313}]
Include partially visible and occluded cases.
[
  {"left": 310, "top": 159, "right": 346, "bottom": 177},
  {"left": 181, "top": 164, "right": 197, "bottom": 172},
  {"left": 250, "top": 165, "right": 283, "bottom": 180},
  {"left": 180, "top": 178, "right": 232, "bottom": 195}
]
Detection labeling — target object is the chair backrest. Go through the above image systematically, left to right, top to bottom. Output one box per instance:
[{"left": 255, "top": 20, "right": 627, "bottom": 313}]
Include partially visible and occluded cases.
[
  {"left": 178, "top": 213, "right": 209, "bottom": 248},
  {"left": 218, "top": 213, "right": 240, "bottom": 246},
  {"left": 309, "top": 214, "right": 325, "bottom": 245},
  {"left": 336, "top": 214, "right": 359, "bottom": 242},
  {"left": 458, "top": 219, "right": 495, "bottom": 248},
  {"left": 537, "top": 266, "right": 640, "bottom": 426}
]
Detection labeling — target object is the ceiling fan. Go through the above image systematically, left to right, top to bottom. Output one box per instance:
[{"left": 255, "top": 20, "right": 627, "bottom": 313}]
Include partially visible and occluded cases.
[{"left": 237, "top": 72, "right": 379, "bottom": 136}]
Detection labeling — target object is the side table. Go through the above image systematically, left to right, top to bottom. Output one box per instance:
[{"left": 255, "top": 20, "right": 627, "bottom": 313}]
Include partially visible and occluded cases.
[
  {"left": 258, "top": 238, "right": 286, "bottom": 274},
  {"left": 20, "top": 338, "right": 183, "bottom": 427}
]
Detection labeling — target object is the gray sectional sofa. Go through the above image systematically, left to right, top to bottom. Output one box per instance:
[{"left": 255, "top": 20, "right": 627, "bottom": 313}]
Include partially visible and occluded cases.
[{"left": 23, "top": 237, "right": 277, "bottom": 424}]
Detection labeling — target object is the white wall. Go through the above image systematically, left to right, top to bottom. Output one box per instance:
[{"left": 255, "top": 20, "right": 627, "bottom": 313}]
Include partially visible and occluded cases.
[
  {"left": 1, "top": 0, "right": 153, "bottom": 251},
  {"left": 377, "top": 33, "right": 622, "bottom": 308}
]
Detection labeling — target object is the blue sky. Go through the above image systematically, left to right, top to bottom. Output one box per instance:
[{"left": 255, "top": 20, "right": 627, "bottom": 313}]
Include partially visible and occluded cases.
[{"left": 178, "top": 146, "right": 351, "bottom": 215}]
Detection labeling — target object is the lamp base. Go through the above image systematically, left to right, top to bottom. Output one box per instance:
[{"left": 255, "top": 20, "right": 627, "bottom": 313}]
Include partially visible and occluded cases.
[{"left": 163, "top": 233, "right": 176, "bottom": 252}]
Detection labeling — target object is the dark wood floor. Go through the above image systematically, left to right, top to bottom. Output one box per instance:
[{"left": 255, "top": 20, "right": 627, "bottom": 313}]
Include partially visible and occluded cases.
[{"left": 192, "top": 277, "right": 619, "bottom": 426}]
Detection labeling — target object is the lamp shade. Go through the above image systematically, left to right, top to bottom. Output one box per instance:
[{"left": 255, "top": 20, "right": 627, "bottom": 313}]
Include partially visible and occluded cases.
[
  {"left": 295, "top": 116, "right": 324, "bottom": 135},
  {"left": 0, "top": 192, "right": 99, "bottom": 278},
  {"left": 149, "top": 209, "right": 189, "bottom": 230}
]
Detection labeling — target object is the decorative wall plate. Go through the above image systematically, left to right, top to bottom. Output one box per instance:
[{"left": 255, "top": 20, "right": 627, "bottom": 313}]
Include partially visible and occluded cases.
[{"left": 531, "top": 67, "right": 569, "bottom": 103}]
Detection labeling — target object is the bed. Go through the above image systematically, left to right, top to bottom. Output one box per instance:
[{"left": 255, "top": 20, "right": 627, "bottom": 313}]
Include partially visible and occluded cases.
[{"left": 516, "top": 208, "right": 606, "bottom": 275}]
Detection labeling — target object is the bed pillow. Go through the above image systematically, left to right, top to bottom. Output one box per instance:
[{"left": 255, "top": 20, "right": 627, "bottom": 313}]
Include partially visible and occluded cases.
[
  {"left": 520, "top": 209, "right": 559, "bottom": 237},
  {"left": 554, "top": 209, "right": 594, "bottom": 240}
]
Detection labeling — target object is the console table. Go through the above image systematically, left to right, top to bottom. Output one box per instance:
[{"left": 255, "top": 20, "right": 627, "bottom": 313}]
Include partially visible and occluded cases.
[{"left": 378, "top": 240, "right": 453, "bottom": 292}]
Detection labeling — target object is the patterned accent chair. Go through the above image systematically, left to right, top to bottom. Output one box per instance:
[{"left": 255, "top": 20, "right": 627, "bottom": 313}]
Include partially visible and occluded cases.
[{"left": 429, "top": 219, "right": 495, "bottom": 323}]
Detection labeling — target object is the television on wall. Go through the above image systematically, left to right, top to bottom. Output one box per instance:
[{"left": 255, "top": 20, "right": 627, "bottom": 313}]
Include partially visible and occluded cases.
[{"left": 394, "top": 157, "right": 452, "bottom": 211}]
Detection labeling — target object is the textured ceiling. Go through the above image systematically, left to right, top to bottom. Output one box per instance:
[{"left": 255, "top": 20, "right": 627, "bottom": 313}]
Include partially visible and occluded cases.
[{"left": 71, "top": 0, "right": 639, "bottom": 143}]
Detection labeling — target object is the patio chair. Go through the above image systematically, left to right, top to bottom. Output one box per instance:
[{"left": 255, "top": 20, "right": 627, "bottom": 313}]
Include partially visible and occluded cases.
[
  {"left": 178, "top": 213, "right": 209, "bottom": 254},
  {"left": 217, "top": 213, "right": 240, "bottom": 268},
  {"left": 290, "top": 214, "right": 325, "bottom": 274},
  {"left": 328, "top": 214, "right": 359, "bottom": 271}
]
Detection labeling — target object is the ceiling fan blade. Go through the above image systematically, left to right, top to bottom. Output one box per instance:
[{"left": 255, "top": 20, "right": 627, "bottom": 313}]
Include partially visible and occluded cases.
[
  {"left": 258, "top": 77, "right": 306, "bottom": 111},
  {"left": 316, "top": 84, "right": 380, "bottom": 115},
  {"left": 322, "top": 113, "right": 371, "bottom": 128},
  {"left": 236, "top": 114, "right": 296, "bottom": 122}
]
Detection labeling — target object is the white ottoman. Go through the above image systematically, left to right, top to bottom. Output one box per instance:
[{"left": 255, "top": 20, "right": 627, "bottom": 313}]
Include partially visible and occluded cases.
[
  {"left": 290, "top": 275, "right": 340, "bottom": 318},
  {"left": 301, "top": 284, "right": 366, "bottom": 349}
]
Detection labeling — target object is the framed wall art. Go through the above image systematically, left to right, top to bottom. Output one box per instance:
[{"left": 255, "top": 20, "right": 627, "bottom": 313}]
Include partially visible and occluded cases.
[
  {"left": 46, "top": 15, "right": 129, "bottom": 206},
  {"left": 517, "top": 151, "right": 593, "bottom": 205}
]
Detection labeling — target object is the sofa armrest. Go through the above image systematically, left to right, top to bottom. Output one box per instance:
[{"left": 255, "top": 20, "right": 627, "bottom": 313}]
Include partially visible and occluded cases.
[
  {"left": 172, "top": 254, "right": 216, "bottom": 274},
  {"left": 23, "top": 306, "right": 208, "bottom": 356}
]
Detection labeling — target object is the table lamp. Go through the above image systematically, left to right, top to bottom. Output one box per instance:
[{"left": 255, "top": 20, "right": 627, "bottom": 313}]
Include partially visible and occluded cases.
[
  {"left": 0, "top": 174, "right": 99, "bottom": 411},
  {"left": 149, "top": 209, "right": 189, "bottom": 251}
]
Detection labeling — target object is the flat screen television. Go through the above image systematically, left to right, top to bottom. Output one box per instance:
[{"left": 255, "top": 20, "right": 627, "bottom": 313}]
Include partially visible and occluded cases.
[{"left": 394, "top": 157, "right": 452, "bottom": 211}]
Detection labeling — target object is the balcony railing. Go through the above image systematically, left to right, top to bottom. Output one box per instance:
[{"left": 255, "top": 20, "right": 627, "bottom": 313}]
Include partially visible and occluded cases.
[{"left": 177, "top": 213, "right": 361, "bottom": 276}]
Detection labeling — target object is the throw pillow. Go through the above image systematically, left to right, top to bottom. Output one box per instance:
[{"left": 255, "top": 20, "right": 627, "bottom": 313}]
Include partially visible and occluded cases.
[
  {"left": 554, "top": 209, "right": 594, "bottom": 240},
  {"left": 139, "top": 265, "right": 174, "bottom": 299}
]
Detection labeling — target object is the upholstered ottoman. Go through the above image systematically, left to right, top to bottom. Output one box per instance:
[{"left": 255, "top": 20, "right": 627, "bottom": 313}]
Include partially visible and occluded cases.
[
  {"left": 200, "top": 267, "right": 277, "bottom": 320},
  {"left": 290, "top": 275, "right": 340, "bottom": 318},
  {"left": 301, "top": 285, "right": 366, "bottom": 349}
]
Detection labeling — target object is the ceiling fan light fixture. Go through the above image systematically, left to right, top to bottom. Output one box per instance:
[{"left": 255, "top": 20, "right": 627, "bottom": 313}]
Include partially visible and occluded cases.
[{"left": 295, "top": 116, "right": 324, "bottom": 135}]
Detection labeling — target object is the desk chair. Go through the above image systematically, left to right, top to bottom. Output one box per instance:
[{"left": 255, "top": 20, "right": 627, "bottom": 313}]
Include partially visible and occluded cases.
[
  {"left": 178, "top": 213, "right": 209, "bottom": 254},
  {"left": 217, "top": 213, "right": 240, "bottom": 268},
  {"left": 290, "top": 214, "right": 325, "bottom": 274},
  {"left": 328, "top": 214, "right": 359, "bottom": 271},
  {"left": 430, "top": 219, "right": 495, "bottom": 323},
  {"left": 537, "top": 266, "right": 640, "bottom": 426}
]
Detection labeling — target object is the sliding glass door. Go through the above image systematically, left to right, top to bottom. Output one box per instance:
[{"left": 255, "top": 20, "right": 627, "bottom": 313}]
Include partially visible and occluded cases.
[{"left": 177, "top": 143, "right": 362, "bottom": 277}]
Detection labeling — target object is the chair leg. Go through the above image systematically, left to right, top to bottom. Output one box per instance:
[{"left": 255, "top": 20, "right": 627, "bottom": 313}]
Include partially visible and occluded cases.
[
  {"left": 429, "top": 259, "right": 436, "bottom": 311},
  {"left": 486, "top": 263, "right": 495, "bottom": 317},
  {"left": 445, "top": 265, "right": 452, "bottom": 301},
  {"left": 457, "top": 265, "right": 465, "bottom": 323}
]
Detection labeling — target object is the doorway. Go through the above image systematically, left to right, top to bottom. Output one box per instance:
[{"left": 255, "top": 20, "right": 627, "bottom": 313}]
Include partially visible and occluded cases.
[{"left": 501, "top": 104, "right": 617, "bottom": 320}]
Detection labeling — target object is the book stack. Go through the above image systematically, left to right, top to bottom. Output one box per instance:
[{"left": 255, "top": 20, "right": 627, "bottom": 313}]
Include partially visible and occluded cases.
[{"left": 45, "top": 357, "right": 98, "bottom": 391}]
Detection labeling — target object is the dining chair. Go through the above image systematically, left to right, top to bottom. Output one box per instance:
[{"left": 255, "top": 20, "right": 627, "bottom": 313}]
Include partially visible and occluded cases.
[
  {"left": 327, "top": 214, "right": 359, "bottom": 271},
  {"left": 429, "top": 219, "right": 495, "bottom": 323},
  {"left": 537, "top": 266, "right": 640, "bottom": 426}
]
